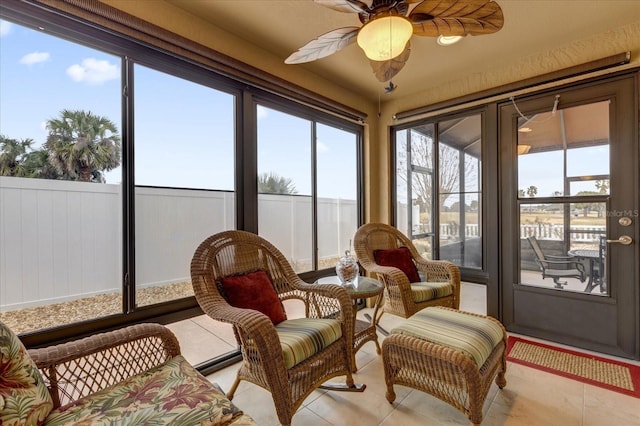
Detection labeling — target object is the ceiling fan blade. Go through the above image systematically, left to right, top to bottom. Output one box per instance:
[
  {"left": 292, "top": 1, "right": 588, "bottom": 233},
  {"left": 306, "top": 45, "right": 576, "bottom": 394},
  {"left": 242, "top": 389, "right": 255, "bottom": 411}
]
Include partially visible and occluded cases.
[
  {"left": 314, "top": 0, "right": 373, "bottom": 14},
  {"left": 409, "top": 0, "right": 504, "bottom": 37},
  {"left": 285, "top": 27, "right": 359, "bottom": 64},
  {"left": 369, "top": 42, "right": 411, "bottom": 82}
]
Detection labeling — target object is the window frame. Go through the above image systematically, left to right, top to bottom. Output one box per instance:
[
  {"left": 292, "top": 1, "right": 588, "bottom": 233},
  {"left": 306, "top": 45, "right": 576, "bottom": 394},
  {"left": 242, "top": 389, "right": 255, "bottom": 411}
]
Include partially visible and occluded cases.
[{"left": 391, "top": 107, "right": 490, "bottom": 283}]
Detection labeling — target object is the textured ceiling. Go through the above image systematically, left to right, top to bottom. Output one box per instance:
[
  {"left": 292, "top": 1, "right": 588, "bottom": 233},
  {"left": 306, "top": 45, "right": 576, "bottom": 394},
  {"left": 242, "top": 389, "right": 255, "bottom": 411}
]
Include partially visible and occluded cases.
[{"left": 164, "top": 1, "right": 640, "bottom": 102}]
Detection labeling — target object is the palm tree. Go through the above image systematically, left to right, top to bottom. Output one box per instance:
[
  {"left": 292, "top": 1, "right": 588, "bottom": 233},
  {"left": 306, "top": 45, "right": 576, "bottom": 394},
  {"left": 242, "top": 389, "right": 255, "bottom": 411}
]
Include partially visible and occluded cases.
[
  {"left": 44, "top": 109, "right": 120, "bottom": 182},
  {"left": 0, "top": 135, "right": 34, "bottom": 177},
  {"left": 23, "top": 148, "right": 60, "bottom": 179},
  {"left": 258, "top": 172, "right": 298, "bottom": 194},
  {"left": 595, "top": 179, "right": 609, "bottom": 194},
  {"left": 526, "top": 185, "right": 538, "bottom": 198},
  {"left": 526, "top": 185, "right": 538, "bottom": 213}
]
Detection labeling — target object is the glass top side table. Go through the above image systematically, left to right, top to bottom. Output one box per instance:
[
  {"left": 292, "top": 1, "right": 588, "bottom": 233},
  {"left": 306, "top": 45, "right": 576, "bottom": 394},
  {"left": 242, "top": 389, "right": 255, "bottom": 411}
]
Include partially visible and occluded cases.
[{"left": 315, "top": 275, "right": 383, "bottom": 371}]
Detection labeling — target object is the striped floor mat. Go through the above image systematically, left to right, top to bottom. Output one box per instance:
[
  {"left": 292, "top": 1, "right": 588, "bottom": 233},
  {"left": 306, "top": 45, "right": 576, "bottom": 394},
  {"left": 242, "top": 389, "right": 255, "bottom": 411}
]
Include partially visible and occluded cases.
[{"left": 506, "top": 336, "right": 640, "bottom": 398}]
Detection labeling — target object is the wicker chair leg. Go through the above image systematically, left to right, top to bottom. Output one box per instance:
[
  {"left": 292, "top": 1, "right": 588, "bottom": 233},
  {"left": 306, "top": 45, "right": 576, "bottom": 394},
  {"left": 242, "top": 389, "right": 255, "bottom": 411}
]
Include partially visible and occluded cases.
[
  {"left": 383, "top": 359, "right": 398, "bottom": 403},
  {"left": 496, "top": 368, "right": 507, "bottom": 389},
  {"left": 345, "top": 371, "right": 355, "bottom": 388},
  {"left": 227, "top": 375, "right": 241, "bottom": 400},
  {"left": 468, "top": 385, "right": 484, "bottom": 426},
  {"left": 385, "top": 387, "right": 396, "bottom": 404},
  {"left": 277, "top": 413, "right": 292, "bottom": 426}
]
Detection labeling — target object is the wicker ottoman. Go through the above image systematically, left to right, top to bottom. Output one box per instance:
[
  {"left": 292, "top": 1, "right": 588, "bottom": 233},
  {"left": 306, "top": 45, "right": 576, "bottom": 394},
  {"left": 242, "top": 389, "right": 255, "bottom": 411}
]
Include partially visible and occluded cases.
[{"left": 382, "top": 307, "right": 507, "bottom": 425}]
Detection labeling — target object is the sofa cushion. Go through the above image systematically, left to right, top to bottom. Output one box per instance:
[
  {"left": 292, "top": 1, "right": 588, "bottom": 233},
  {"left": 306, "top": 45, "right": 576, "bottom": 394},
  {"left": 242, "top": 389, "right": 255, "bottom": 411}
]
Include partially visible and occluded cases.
[
  {"left": 374, "top": 247, "right": 421, "bottom": 283},
  {"left": 219, "top": 270, "right": 287, "bottom": 325},
  {"left": 411, "top": 281, "right": 454, "bottom": 302},
  {"left": 390, "top": 307, "right": 504, "bottom": 368},
  {"left": 275, "top": 318, "right": 343, "bottom": 369},
  {"left": 0, "top": 320, "right": 54, "bottom": 426},
  {"left": 43, "top": 355, "right": 249, "bottom": 426}
]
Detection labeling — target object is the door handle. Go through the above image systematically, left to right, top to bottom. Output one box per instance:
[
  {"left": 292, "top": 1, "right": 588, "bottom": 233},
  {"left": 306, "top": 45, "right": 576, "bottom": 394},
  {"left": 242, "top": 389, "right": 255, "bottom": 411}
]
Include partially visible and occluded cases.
[{"left": 606, "top": 235, "right": 633, "bottom": 245}]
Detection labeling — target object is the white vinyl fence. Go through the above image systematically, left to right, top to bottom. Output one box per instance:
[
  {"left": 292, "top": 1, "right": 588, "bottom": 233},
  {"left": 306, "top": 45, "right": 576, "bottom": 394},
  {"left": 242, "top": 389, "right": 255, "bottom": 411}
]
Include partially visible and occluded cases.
[
  {"left": 0, "top": 177, "right": 356, "bottom": 312},
  {"left": 439, "top": 223, "right": 604, "bottom": 241}
]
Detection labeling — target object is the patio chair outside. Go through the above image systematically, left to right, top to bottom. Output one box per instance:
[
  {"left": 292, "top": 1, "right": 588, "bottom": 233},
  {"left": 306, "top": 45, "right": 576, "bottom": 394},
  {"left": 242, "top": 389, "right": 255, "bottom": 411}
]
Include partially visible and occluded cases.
[
  {"left": 353, "top": 223, "right": 461, "bottom": 327},
  {"left": 190, "top": 230, "right": 360, "bottom": 426},
  {"left": 526, "top": 236, "right": 586, "bottom": 288}
]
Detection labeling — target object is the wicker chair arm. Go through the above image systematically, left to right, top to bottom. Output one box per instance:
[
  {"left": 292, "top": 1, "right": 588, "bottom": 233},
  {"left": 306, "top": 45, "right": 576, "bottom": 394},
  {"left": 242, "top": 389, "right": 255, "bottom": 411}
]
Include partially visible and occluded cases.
[
  {"left": 414, "top": 259, "right": 459, "bottom": 282},
  {"left": 414, "top": 259, "right": 461, "bottom": 308},
  {"left": 364, "top": 264, "right": 412, "bottom": 285},
  {"left": 364, "top": 264, "right": 415, "bottom": 309},
  {"left": 364, "top": 264, "right": 413, "bottom": 293},
  {"left": 291, "top": 279, "right": 355, "bottom": 360},
  {"left": 293, "top": 280, "right": 354, "bottom": 317},
  {"left": 194, "top": 288, "right": 289, "bottom": 363},
  {"left": 194, "top": 292, "right": 283, "bottom": 346},
  {"left": 28, "top": 323, "right": 181, "bottom": 408},
  {"left": 28, "top": 323, "right": 180, "bottom": 368}
]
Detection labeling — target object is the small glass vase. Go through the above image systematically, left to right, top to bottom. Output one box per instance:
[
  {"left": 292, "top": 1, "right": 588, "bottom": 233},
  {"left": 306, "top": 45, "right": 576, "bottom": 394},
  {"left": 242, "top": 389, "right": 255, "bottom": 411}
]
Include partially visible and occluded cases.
[{"left": 336, "top": 249, "right": 359, "bottom": 285}]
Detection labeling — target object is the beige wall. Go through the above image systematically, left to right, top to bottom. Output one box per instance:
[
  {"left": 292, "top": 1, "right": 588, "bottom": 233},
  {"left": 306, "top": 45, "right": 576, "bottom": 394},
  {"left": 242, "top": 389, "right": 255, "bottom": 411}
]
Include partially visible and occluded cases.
[{"left": 103, "top": 1, "right": 640, "bottom": 225}]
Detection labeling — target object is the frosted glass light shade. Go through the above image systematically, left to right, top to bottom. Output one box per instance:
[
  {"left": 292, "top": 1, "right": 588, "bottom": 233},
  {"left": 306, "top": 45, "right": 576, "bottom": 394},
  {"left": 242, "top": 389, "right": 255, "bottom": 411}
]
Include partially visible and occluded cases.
[{"left": 357, "top": 16, "right": 413, "bottom": 61}]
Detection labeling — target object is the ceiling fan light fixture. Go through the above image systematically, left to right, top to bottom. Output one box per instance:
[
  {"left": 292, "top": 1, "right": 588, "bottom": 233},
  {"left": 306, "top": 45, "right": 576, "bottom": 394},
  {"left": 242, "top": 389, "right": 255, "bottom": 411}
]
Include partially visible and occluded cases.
[
  {"left": 357, "top": 15, "right": 413, "bottom": 61},
  {"left": 437, "top": 35, "right": 463, "bottom": 46}
]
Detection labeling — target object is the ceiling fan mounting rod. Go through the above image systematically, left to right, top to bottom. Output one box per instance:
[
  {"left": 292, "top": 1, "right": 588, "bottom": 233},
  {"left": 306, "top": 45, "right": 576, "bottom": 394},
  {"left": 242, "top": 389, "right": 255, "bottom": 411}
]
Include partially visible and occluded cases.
[{"left": 360, "top": 1, "right": 408, "bottom": 23}]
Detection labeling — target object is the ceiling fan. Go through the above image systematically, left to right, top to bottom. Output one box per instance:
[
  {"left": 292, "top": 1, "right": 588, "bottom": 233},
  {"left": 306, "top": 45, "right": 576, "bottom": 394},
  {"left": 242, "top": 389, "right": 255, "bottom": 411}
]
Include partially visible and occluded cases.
[{"left": 285, "top": 0, "right": 504, "bottom": 83}]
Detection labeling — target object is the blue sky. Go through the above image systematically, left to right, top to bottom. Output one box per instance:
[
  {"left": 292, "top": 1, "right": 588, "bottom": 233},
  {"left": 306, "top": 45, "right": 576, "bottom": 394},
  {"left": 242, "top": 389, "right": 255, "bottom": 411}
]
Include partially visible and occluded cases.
[
  {"left": 1, "top": 17, "right": 606, "bottom": 201},
  {"left": 0, "top": 19, "right": 357, "bottom": 199},
  {"left": 518, "top": 145, "right": 609, "bottom": 198}
]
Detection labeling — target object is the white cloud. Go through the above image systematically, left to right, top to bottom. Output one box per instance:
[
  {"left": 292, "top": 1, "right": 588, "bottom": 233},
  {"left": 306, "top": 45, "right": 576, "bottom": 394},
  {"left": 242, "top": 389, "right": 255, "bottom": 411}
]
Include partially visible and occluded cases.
[
  {"left": 0, "top": 20, "right": 13, "bottom": 37},
  {"left": 20, "top": 51, "right": 50, "bottom": 65},
  {"left": 66, "top": 58, "right": 118, "bottom": 85},
  {"left": 317, "top": 141, "right": 329, "bottom": 153}
]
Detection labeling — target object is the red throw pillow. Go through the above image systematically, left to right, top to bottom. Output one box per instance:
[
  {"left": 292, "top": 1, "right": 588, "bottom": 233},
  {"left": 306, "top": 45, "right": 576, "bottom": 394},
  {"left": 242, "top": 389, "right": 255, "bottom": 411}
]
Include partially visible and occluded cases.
[
  {"left": 374, "top": 247, "right": 421, "bottom": 283},
  {"left": 219, "top": 270, "right": 287, "bottom": 325}
]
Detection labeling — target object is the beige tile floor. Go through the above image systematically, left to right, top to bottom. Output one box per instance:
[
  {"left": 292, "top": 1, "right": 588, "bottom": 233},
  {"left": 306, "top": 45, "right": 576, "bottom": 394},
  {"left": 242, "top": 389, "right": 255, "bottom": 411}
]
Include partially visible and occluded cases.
[{"left": 168, "top": 283, "right": 640, "bottom": 426}]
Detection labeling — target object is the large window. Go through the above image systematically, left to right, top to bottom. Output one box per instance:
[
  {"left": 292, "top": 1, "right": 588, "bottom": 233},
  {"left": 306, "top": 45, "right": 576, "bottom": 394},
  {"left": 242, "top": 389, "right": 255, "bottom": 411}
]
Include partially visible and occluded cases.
[
  {"left": 0, "top": 5, "right": 363, "bottom": 354},
  {"left": 0, "top": 20, "right": 123, "bottom": 333},
  {"left": 133, "top": 64, "right": 237, "bottom": 307},
  {"left": 257, "top": 105, "right": 360, "bottom": 273},
  {"left": 257, "top": 106, "right": 313, "bottom": 272},
  {"left": 394, "top": 113, "right": 483, "bottom": 272}
]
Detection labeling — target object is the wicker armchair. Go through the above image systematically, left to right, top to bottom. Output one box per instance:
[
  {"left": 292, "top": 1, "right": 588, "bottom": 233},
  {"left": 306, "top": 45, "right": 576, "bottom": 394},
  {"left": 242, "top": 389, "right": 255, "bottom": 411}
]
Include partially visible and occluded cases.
[
  {"left": 354, "top": 222, "right": 461, "bottom": 326},
  {"left": 190, "top": 230, "right": 362, "bottom": 426},
  {"left": 2, "top": 322, "right": 256, "bottom": 425}
]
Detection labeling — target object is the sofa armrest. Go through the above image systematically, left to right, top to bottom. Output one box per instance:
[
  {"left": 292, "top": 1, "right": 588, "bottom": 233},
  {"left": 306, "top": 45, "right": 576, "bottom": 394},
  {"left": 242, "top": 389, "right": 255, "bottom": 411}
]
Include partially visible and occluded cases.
[{"left": 28, "top": 323, "right": 180, "bottom": 408}]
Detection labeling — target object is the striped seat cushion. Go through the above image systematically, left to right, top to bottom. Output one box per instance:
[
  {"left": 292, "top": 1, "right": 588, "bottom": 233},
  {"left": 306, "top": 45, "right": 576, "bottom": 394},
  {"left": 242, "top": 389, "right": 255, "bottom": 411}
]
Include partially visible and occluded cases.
[
  {"left": 411, "top": 281, "right": 453, "bottom": 302},
  {"left": 390, "top": 307, "right": 504, "bottom": 367},
  {"left": 275, "top": 318, "right": 343, "bottom": 369}
]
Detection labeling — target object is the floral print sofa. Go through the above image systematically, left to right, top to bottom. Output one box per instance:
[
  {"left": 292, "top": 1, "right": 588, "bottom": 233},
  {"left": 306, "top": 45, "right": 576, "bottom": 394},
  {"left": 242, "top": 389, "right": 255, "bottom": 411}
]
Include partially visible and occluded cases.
[{"left": 0, "top": 320, "right": 256, "bottom": 426}]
